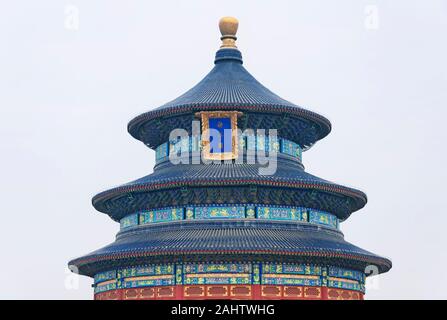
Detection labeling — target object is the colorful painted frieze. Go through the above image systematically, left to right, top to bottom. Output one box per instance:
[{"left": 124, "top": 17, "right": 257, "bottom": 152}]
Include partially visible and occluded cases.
[
  {"left": 156, "top": 136, "right": 302, "bottom": 163},
  {"left": 269, "top": 136, "right": 280, "bottom": 153},
  {"left": 281, "top": 138, "right": 302, "bottom": 161},
  {"left": 155, "top": 142, "right": 169, "bottom": 163},
  {"left": 120, "top": 205, "right": 338, "bottom": 230},
  {"left": 246, "top": 205, "right": 256, "bottom": 218},
  {"left": 194, "top": 206, "right": 245, "bottom": 219},
  {"left": 256, "top": 206, "right": 301, "bottom": 221},
  {"left": 185, "top": 207, "right": 194, "bottom": 220},
  {"left": 139, "top": 208, "right": 184, "bottom": 224},
  {"left": 301, "top": 209, "right": 309, "bottom": 222},
  {"left": 139, "top": 210, "right": 154, "bottom": 224},
  {"left": 309, "top": 210, "right": 338, "bottom": 229},
  {"left": 120, "top": 214, "right": 138, "bottom": 229},
  {"left": 182, "top": 262, "right": 252, "bottom": 285},
  {"left": 93, "top": 263, "right": 366, "bottom": 294},
  {"left": 184, "top": 263, "right": 251, "bottom": 274},
  {"left": 119, "top": 264, "right": 175, "bottom": 278},
  {"left": 175, "top": 264, "right": 183, "bottom": 285},
  {"left": 252, "top": 264, "right": 261, "bottom": 285},
  {"left": 262, "top": 264, "right": 321, "bottom": 275},
  {"left": 321, "top": 266, "right": 328, "bottom": 287},
  {"left": 328, "top": 267, "right": 364, "bottom": 282},
  {"left": 94, "top": 270, "right": 116, "bottom": 284},
  {"left": 184, "top": 274, "right": 251, "bottom": 285},
  {"left": 262, "top": 274, "right": 322, "bottom": 286},
  {"left": 123, "top": 275, "right": 175, "bottom": 288},
  {"left": 327, "top": 278, "right": 362, "bottom": 292},
  {"left": 94, "top": 281, "right": 117, "bottom": 294}
]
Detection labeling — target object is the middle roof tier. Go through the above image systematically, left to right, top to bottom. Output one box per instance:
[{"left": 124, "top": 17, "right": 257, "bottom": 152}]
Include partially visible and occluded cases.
[{"left": 92, "top": 158, "right": 367, "bottom": 222}]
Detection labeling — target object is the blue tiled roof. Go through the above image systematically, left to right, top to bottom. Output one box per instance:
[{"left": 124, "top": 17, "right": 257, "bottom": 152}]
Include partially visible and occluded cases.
[
  {"left": 127, "top": 49, "right": 331, "bottom": 149},
  {"left": 158, "top": 49, "right": 298, "bottom": 108},
  {"left": 92, "top": 159, "right": 367, "bottom": 220},
  {"left": 127, "top": 161, "right": 329, "bottom": 186},
  {"left": 69, "top": 220, "right": 391, "bottom": 277}
]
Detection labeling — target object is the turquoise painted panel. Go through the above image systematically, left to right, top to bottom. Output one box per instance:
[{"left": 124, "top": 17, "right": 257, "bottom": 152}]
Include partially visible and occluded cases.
[
  {"left": 255, "top": 135, "right": 280, "bottom": 153},
  {"left": 157, "top": 136, "right": 302, "bottom": 161},
  {"left": 269, "top": 136, "right": 280, "bottom": 153},
  {"left": 281, "top": 138, "right": 302, "bottom": 161},
  {"left": 155, "top": 142, "right": 169, "bottom": 162},
  {"left": 119, "top": 205, "right": 338, "bottom": 230},
  {"left": 246, "top": 205, "right": 256, "bottom": 218},
  {"left": 194, "top": 206, "right": 245, "bottom": 219},
  {"left": 256, "top": 206, "right": 301, "bottom": 221},
  {"left": 185, "top": 207, "right": 195, "bottom": 220},
  {"left": 139, "top": 208, "right": 184, "bottom": 224},
  {"left": 301, "top": 209, "right": 309, "bottom": 222},
  {"left": 309, "top": 210, "right": 338, "bottom": 228},
  {"left": 139, "top": 211, "right": 154, "bottom": 224},
  {"left": 120, "top": 214, "right": 138, "bottom": 229},
  {"left": 94, "top": 263, "right": 366, "bottom": 293},
  {"left": 183, "top": 263, "right": 251, "bottom": 285},
  {"left": 184, "top": 263, "right": 251, "bottom": 274},
  {"left": 252, "top": 263, "right": 261, "bottom": 285},
  {"left": 175, "top": 264, "right": 183, "bottom": 285},
  {"left": 262, "top": 264, "right": 321, "bottom": 275},
  {"left": 119, "top": 265, "right": 175, "bottom": 278},
  {"left": 321, "top": 267, "right": 328, "bottom": 287},
  {"left": 328, "top": 267, "right": 364, "bottom": 282},
  {"left": 94, "top": 270, "right": 116, "bottom": 284},
  {"left": 184, "top": 276, "right": 250, "bottom": 285},
  {"left": 262, "top": 276, "right": 322, "bottom": 286},
  {"left": 122, "top": 277, "right": 175, "bottom": 288},
  {"left": 328, "top": 279, "right": 362, "bottom": 292},
  {"left": 94, "top": 282, "right": 117, "bottom": 293}
]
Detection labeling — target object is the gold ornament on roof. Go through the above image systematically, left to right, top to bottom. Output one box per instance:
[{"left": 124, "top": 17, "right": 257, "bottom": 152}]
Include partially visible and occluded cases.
[{"left": 219, "top": 16, "right": 239, "bottom": 49}]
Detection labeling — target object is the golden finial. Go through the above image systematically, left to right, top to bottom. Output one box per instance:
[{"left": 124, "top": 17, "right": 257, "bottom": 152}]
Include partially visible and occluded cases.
[{"left": 219, "top": 16, "right": 239, "bottom": 49}]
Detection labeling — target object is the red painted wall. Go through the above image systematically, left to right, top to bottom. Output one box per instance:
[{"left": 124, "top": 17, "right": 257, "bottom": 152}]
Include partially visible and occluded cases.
[{"left": 94, "top": 285, "right": 364, "bottom": 300}]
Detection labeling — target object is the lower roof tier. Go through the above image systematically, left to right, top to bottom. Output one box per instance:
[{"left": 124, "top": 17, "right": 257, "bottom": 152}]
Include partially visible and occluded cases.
[
  {"left": 92, "top": 160, "right": 367, "bottom": 221},
  {"left": 69, "top": 220, "right": 391, "bottom": 277}
]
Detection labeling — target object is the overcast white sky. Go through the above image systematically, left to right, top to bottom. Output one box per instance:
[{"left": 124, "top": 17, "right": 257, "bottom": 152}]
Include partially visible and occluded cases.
[{"left": 1, "top": 0, "right": 446, "bottom": 299}]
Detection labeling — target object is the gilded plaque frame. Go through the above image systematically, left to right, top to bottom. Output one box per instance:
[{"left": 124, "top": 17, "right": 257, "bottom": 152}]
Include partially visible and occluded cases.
[{"left": 195, "top": 111, "right": 242, "bottom": 161}]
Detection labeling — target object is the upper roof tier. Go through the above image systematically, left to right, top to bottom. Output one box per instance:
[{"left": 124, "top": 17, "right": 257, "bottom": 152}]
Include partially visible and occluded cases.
[{"left": 128, "top": 19, "right": 331, "bottom": 150}]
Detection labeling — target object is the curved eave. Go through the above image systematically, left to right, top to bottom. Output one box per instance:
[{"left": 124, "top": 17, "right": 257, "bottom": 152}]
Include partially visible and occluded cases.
[
  {"left": 127, "top": 104, "right": 331, "bottom": 150},
  {"left": 91, "top": 177, "right": 367, "bottom": 217},
  {"left": 69, "top": 221, "right": 391, "bottom": 277},
  {"left": 70, "top": 249, "right": 391, "bottom": 278}
]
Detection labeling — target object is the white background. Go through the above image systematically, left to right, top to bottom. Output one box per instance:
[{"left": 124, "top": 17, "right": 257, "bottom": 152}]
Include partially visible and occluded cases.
[{"left": 0, "top": 0, "right": 446, "bottom": 299}]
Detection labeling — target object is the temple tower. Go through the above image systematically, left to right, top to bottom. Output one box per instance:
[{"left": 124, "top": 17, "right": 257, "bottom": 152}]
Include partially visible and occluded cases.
[{"left": 69, "top": 17, "right": 391, "bottom": 300}]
